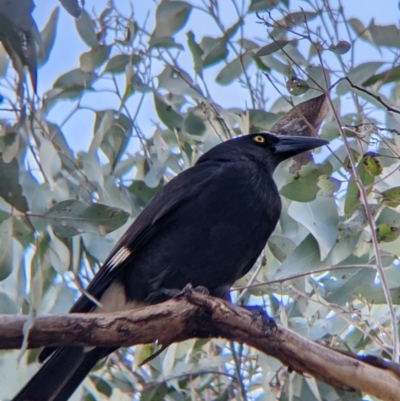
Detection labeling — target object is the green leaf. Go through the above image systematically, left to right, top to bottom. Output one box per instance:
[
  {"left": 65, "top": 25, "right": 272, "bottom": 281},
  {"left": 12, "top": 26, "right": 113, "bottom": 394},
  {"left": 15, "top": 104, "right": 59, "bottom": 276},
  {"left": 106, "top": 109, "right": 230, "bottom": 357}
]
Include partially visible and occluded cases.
[
  {"left": 59, "top": 0, "right": 81, "bottom": 18},
  {"left": 152, "top": 0, "right": 191, "bottom": 39},
  {"left": 248, "top": 0, "right": 276, "bottom": 12},
  {"left": 37, "top": 7, "right": 59, "bottom": 66},
  {"left": 75, "top": 9, "right": 97, "bottom": 47},
  {"left": 283, "top": 11, "right": 317, "bottom": 27},
  {"left": 348, "top": 18, "right": 374, "bottom": 42},
  {"left": 369, "top": 23, "right": 400, "bottom": 48},
  {"left": 187, "top": 31, "right": 203, "bottom": 76},
  {"left": 149, "top": 36, "right": 184, "bottom": 50},
  {"left": 200, "top": 36, "right": 228, "bottom": 68},
  {"left": 255, "top": 40, "right": 291, "bottom": 57},
  {"left": 329, "top": 40, "right": 351, "bottom": 54},
  {"left": 79, "top": 45, "right": 110, "bottom": 72},
  {"left": 215, "top": 53, "right": 253, "bottom": 85},
  {"left": 104, "top": 54, "right": 141, "bottom": 74},
  {"left": 336, "top": 62, "right": 383, "bottom": 95},
  {"left": 362, "top": 65, "right": 400, "bottom": 87},
  {"left": 158, "top": 66, "right": 203, "bottom": 98},
  {"left": 53, "top": 68, "right": 97, "bottom": 89},
  {"left": 286, "top": 77, "right": 309, "bottom": 96},
  {"left": 153, "top": 93, "right": 184, "bottom": 130},
  {"left": 89, "top": 110, "right": 114, "bottom": 154},
  {"left": 248, "top": 110, "right": 280, "bottom": 132},
  {"left": 99, "top": 112, "right": 132, "bottom": 167},
  {"left": 184, "top": 113, "right": 206, "bottom": 136},
  {"left": 39, "top": 138, "right": 61, "bottom": 184},
  {"left": 362, "top": 153, "right": 382, "bottom": 176},
  {"left": 344, "top": 155, "right": 375, "bottom": 217},
  {"left": 0, "top": 158, "right": 28, "bottom": 212},
  {"left": 280, "top": 162, "right": 333, "bottom": 202},
  {"left": 317, "top": 174, "right": 341, "bottom": 197},
  {"left": 128, "top": 181, "right": 161, "bottom": 204},
  {"left": 380, "top": 186, "right": 400, "bottom": 208},
  {"left": 288, "top": 197, "right": 338, "bottom": 260},
  {"left": 44, "top": 200, "right": 129, "bottom": 237},
  {"left": 338, "top": 204, "right": 380, "bottom": 238},
  {"left": 0, "top": 218, "right": 13, "bottom": 281},
  {"left": 376, "top": 224, "right": 400, "bottom": 243},
  {"left": 48, "top": 227, "right": 70, "bottom": 273},
  {"left": 275, "top": 234, "right": 322, "bottom": 279},
  {"left": 268, "top": 235, "right": 296, "bottom": 262},
  {"left": 322, "top": 265, "right": 376, "bottom": 305},
  {"left": 357, "top": 285, "right": 400, "bottom": 305},
  {"left": 0, "top": 292, "right": 18, "bottom": 313},
  {"left": 140, "top": 383, "right": 169, "bottom": 401}
]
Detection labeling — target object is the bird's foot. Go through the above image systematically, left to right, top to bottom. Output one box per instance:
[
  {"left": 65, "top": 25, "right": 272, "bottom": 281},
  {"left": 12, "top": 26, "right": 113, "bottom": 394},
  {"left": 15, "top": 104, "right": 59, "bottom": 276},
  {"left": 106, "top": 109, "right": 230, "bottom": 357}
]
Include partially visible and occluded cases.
[
  {"left": 182, "top": 283, "right": 210, "bottom": 295},
  {"left": 147, "top": 285, "right": 210, "bottom": 303},
  {"left": 244, "top": 305, "right": 277, "bottom": 336}
]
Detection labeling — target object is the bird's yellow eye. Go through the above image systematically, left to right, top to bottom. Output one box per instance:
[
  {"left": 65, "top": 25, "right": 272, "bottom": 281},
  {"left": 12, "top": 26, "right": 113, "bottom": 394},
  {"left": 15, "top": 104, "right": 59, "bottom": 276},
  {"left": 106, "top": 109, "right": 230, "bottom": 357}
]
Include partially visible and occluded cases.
[{"left": 253, "top": 135, "right": 265, "bottom": 143}]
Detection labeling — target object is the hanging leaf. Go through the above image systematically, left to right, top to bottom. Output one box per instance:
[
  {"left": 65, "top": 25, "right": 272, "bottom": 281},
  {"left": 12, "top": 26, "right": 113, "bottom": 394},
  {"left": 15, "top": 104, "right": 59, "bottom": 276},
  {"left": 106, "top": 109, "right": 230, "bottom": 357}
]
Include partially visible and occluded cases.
[
  {"left": 152, "top": 0, "right": 192, "bottom": 40},
  {"left": 75, "top": 9, "right": 97, "bottom": 47},
  {"left": 187, "top": 31, "right": 203, "bottom": 76},
  {"left": 200, "top": 36, "right": 228, "bottom": 67},
  {"left": 216, "top": 53, "right": 253, "bottom": 85},
  {"left": 153, "top": 93, "right": 184, "bottom": 130}
]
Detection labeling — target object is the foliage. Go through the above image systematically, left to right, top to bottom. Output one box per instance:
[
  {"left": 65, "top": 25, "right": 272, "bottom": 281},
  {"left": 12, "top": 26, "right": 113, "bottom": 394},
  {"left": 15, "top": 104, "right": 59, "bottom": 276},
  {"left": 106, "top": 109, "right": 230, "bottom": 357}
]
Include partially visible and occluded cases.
[{"left": 0, "top": 0, "right": 400, "bottom": 400}]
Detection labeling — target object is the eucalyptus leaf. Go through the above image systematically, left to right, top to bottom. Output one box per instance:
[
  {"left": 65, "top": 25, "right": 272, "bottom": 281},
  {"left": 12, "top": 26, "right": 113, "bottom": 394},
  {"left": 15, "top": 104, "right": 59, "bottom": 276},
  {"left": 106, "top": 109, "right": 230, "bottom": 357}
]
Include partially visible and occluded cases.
[
  {"left": 37, "top": 7, "right": 59, "bottom": 66},
  {"left": 75, "top": 9, "right": 97, "bottom": 47},
  {"left": 255, "top": 40, "right": 291, "bottom": 57},
  {"left": 79, "top": 45, "right": 110, "bottom": 72},
  {"left": 216, "top": 53, "right": 253, "bottom": 85},
  {"left": 280, "top": 162, "right": 333, "bottom": 202},
  {"left": 288, "top": 196, "right": 338, "bottom": 260},
  {"left": 44, "top": 200, "right": 129, "bottom": 237},
  {"left": 0, "top": 218, "right": 13, "bottom": 281}
]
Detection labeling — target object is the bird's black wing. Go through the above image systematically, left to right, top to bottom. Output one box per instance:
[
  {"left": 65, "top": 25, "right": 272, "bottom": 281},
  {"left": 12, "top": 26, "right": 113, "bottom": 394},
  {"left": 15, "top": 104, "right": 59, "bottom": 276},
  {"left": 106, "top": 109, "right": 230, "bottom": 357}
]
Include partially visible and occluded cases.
[
  {"left": 39, "top": 162, "right": 219, "bottom": 364},
  {"left": 69, "top": 162, "right": 218, "bottom": 314}
]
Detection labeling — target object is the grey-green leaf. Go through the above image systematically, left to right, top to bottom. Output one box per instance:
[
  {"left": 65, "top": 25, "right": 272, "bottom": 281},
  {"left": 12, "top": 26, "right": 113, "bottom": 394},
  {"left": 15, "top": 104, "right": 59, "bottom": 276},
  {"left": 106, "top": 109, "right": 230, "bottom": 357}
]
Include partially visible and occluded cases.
[
  {"left": 75, "top": 9, "right": 97, "bottom": 47},
  {"left": 255, "top": 40, "right": 291, "bottom": 57},
  {"left": 44, "top": 200, "right": 129, "bottom": 237}
]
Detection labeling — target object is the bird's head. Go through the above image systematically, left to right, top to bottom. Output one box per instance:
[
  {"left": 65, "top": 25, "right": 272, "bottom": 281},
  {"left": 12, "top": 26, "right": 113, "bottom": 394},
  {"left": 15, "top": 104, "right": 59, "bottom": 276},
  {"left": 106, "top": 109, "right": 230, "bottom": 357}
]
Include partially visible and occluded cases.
[{"left": 199, "top": 133, "right": 328, "bottom": 171}]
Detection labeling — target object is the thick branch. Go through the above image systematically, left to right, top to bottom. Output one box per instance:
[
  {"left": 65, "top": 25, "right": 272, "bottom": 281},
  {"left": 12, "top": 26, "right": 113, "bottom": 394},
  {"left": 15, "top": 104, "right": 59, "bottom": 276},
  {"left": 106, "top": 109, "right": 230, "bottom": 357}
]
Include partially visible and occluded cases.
[{"left": 1, "top": 291, "right": 399, "bottom": 401}]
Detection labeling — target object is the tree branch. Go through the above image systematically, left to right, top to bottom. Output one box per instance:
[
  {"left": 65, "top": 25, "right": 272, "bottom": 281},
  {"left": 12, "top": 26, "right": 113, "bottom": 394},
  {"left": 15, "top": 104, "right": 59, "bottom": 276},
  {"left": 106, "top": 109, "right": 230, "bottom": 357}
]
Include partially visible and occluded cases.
[{"left": 1, "top": 290, "right": 399, "bottom": 401}]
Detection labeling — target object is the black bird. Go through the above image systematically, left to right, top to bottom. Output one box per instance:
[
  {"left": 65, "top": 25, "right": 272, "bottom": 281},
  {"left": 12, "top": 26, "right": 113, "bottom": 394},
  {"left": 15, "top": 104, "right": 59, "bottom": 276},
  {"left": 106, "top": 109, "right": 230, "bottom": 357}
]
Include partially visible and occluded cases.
[{"left": 12, "top": 133, "right": 327, "bottom": 401}]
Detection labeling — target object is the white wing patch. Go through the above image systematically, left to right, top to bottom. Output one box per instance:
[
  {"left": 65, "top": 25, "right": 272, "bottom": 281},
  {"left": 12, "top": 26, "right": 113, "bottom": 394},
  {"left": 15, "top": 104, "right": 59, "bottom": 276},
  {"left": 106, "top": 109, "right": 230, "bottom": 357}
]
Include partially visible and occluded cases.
[{"left": 108, "top": 246, "right": 131, "bottom": 269}]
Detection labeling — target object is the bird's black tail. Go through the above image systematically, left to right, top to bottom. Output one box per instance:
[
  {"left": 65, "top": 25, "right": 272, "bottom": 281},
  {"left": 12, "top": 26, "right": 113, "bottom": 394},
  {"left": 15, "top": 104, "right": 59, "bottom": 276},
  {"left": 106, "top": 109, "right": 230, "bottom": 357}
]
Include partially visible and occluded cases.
[{"left": 12, "top": 346, "right": 113, "bottom": 401}]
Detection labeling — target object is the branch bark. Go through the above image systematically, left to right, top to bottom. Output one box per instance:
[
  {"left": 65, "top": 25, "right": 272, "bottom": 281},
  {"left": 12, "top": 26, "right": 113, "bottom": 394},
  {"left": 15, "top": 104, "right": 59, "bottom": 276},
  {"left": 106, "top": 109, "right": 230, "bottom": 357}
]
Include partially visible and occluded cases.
[{"left": 1, "top": 290, "right": 399, "bottom": 401}]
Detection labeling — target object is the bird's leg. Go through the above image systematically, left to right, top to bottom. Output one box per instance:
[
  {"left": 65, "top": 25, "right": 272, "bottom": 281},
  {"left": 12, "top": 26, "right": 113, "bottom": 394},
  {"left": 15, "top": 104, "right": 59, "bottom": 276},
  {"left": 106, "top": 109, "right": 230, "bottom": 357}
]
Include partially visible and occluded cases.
[
  {"left": 182, "top": 283, "right": 210, "bottom": 295},
  {"left": 147, "top": 284, "right": 210, "bottom": 304},
  {"left": 146, "top": 287, "right": 182, "bottom": 303},
  {"left": 243, "top": 305, "right": 277, "bottom": 336}
]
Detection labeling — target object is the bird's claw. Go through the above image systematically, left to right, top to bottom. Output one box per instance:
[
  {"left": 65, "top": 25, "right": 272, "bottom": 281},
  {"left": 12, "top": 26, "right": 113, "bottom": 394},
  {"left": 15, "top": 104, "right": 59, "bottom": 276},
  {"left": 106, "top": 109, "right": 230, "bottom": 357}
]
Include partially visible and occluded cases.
[{"left": 182, "top": 283, "right": 210, "bottom": 295}]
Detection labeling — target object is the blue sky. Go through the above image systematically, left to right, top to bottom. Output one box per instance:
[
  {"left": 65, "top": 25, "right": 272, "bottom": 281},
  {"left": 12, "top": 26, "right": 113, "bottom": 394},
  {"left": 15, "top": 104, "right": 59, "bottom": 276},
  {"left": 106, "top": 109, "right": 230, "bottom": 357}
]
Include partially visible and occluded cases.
[{"left": 21, "top": 0, "right": 400, "bottom": 155}]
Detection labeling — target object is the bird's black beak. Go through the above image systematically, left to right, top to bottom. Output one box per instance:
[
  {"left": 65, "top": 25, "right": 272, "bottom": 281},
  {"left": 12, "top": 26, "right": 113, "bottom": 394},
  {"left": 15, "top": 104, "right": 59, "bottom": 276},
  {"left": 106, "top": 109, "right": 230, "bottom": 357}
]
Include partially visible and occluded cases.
[{"left": 274, "top": 135, "right": 328, "bottom": 157}]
